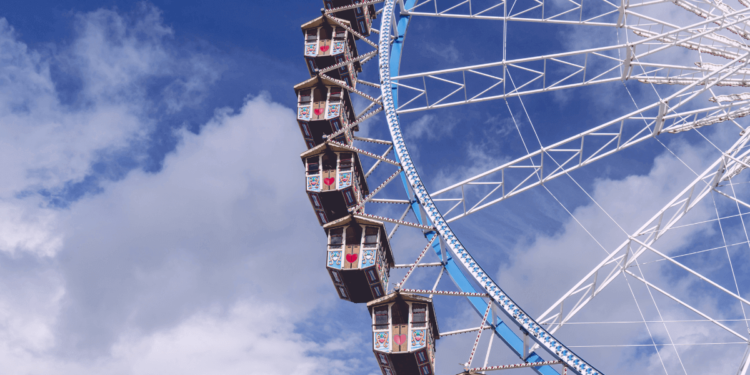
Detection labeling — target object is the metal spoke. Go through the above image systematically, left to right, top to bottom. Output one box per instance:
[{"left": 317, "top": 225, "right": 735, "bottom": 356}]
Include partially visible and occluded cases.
[
  {"left": 295, "top": 0, "right": 750, "bottom": 373},
  {"left": 535, "top": 132, "right": 750, "bottom": 341}
]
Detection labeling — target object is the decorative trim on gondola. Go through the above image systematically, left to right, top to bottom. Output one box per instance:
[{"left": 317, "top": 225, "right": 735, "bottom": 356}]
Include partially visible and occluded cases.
[
  {"left": 305, "top": 41, "right": 319, "bottom": 57},
  {"left": 326, "top": 102, "right": 342, "bottom": 119},
  {"left": 298, "top": 105, "right": 312, "bottom": 121},
  {"left": 325, "top": 214, "right": 354, "bottom": 227},
  {"left": 367, "top": 290, "right": 434, "bottom": 306},
  {"left": 373, "top": 331, "right": 390, "bottom": 352}
]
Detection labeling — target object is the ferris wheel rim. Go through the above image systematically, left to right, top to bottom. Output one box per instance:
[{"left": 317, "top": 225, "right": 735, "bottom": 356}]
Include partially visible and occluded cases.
[{"left": 377, "top": 1, "right": 604, "bottom": 374}]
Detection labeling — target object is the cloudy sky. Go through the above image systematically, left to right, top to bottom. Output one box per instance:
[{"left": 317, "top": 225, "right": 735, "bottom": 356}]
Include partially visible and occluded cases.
[{"left": 0, "top": 1, "right": 749, "bottom": 374}]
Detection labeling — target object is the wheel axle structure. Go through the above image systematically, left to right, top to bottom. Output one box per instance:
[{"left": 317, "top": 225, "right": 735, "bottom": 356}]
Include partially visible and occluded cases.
[{"left": 294, "top": 0, "right": 750, "bottom": 374}]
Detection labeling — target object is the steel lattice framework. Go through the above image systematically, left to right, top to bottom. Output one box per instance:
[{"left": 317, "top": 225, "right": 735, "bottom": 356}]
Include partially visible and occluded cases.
[{"left": 301, "top": 0, "right": 750, "bottom": 373}]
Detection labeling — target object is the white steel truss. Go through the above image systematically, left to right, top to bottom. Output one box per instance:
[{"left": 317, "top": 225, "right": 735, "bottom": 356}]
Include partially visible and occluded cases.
[
  {"left": 299, "top": 0, "right": 750, "bottom": 373},
  {"left": 398, "top": 0, "right": 620, "bottom": 25},
  {"left": 391, "top": 3, "right": 750, "bottom": 113},
  {"left": 429, "top": 51, "right": 750, "bottom": 221},
  {"left": 429, "top": 101, "right": 750, "bottom": 222},
  {"left": 532, "top": 131, "right": 750, "bottom": 348}
]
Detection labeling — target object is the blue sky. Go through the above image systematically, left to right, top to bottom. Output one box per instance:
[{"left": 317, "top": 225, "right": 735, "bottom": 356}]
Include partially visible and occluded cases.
[{"left": 0, "top": 1, "right": 749, "bottom": 374}]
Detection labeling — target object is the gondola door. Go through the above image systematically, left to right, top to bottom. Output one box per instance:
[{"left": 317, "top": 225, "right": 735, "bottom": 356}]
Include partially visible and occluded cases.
[
  {"left": 318, "top": 27, "right": 331, "bottom": 56},
  {"left": 319, "top": 38, "right": 331, "bottom": 56},
  {"left": 312, "top": 88, "right": 325, "bottom": 120},
  {"left": 321, "top": 152, "right": 337, "bottom": 192},
  {"left": 344, "top": 224, "right": 361, "bottom": 269},
  {"left": 391, "top": 323, "right": 408, "bottom": 353}
]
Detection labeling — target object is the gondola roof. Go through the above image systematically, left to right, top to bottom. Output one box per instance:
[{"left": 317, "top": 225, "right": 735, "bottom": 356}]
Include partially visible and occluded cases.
[
  {"left": 301, "top": 15, "right": 351, "bottom": 30},
  {"left": 299, "top": 16, "right": 361, "bottom": 70},
  {"left": 300, "top": 140, "right": 371, "bottom": 196},
  {"left": 323, "top": 214, "right": 396, "bottom": 266},
  {"left": 367, "top": 291, "right": 441, "bottom": 338}
]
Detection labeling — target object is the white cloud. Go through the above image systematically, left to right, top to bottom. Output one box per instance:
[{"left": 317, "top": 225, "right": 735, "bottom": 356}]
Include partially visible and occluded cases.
[
  {"left": 5, "top": 3, "right": 750, "bottom": 375},
  {"left": 0, "top": 5, "right": 220, "bottom": 257},
  {"left": 0, "top": 7, "right": 368, "bottom": 375},
  {"left": 423, "top": 41, "right": 460, "bottom": 64},
  {"left": 0, "top": 91, "right": 367, "bottom": 374},
  {"left": 405, "top": 113, "right": 458, "bottom": 141},
  {"left": 406, "top": 114, "right": 437, "bottom": 140},
  {"left": 480, "top": 130, "right": 750, "bottom": 373},
  {"left": 0, "top": 199, "right": 62, "bottom": 257},
  {"left": 0, "top": 301, "right": 352, "bottom": 375},
  {"left": 112, "top": 302, "right": 349, "bottom": 375}
]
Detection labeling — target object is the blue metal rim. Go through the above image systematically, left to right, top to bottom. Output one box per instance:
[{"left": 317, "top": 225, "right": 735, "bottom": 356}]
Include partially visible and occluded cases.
[{"left": 377, "top": 2, "right": 603, "bottom": 374}]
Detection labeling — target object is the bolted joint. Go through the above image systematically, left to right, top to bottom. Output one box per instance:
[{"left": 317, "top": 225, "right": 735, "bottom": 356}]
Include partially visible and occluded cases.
[
  {"left": 617, "top": 0, "right": 629, "bottom": 27},
  {"left": 621, "top": 45, "right": 635, "bottom": 81},
  {"left": 653, "top": 100, "right": 669, "bottom": 136}
]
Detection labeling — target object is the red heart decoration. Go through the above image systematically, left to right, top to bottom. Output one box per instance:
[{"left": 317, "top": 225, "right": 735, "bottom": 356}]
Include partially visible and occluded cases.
[
  {"left": 320, "top": 45, "right": 330, "bottom": 52},
  {"left": 314, "top": 108, "right": 324, "bottom": 115},
  {"left": 324, "top": 177, "right": 335, "bottom": 186},
  {"left": 346, "top": 254, "right": 358, "bottom": 263},
  {"left": 393, "top": 334, "right": 407, "bottom": 346}
]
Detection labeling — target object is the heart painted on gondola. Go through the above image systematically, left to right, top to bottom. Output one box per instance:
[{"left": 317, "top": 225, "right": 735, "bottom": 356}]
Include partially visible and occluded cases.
[
  {"left": 320, "top": 45, "right": 330, "bottom": 52},
  {"left": 314, "top": 108, "right": 324, "bottom": 115},
  {"left": 324, "top": 178, "right": 335, "bottom": 186},
  {"left": 346, "top": 254, "right": 358, "bottom": 263},
  {"left": 393, "top": 335, "right": 407, "bottom": 346},
  {"left": 378, "top": 336, "right": 386, "bottom": 343}
]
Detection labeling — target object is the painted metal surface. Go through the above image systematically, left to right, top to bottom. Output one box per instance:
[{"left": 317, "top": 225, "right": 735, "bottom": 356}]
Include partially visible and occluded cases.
[
  {"left": 303, "top": 0, "right": 750, "bottom": 372},
  {"left": 379, "top": 1, "right": 602, "bottom": 374}
]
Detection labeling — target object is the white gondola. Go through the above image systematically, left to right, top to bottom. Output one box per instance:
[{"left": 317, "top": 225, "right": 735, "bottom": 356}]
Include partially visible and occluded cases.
[
  {"left": 302, "top": 16, "right": 361, "bottom": 85},
  {"left": 294, "top": 76, "right": 357, "bottom": 149},
  {"left": 301, "top": 141, "right": 368, "bottom": 225},
  {"left": 324, "top": 214, "right": 394, "bottom": 302},
  {"left": 368, "top": 292, "right": 440, "bottom": 375}
]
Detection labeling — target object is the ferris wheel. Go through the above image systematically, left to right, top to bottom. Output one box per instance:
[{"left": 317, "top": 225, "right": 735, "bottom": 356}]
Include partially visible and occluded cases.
[{"left": 294, "top": 0, "right": 750, "bottom": 374}]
